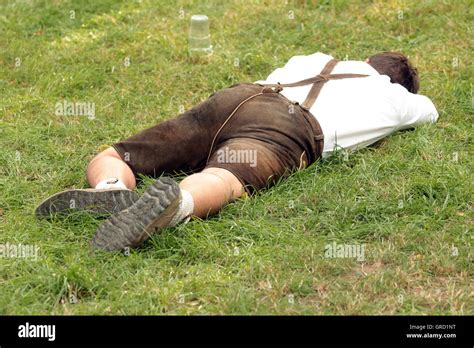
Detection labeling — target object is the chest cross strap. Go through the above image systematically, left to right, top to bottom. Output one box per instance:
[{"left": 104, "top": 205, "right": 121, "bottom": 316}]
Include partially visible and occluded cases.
[{"left": 267, "top": 59, "right": 369, "bottom": 109}]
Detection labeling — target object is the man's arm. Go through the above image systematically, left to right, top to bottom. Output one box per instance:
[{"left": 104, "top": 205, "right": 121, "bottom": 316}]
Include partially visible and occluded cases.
[{"left": 394, "top": 84, "right": 439, "bottom": 130}]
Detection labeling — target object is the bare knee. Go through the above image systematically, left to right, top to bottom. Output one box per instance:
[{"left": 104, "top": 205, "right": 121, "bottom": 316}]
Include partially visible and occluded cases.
[
  {"left": 86, "top": 146, "right": 136, "bottom": 189},
  {"left": 87, "top": 147, "right": 120, "bottom": 172},
  {"left": 89, "top": 147, "right": 121, "bottom": 164},
  {"left": 201, "top": 167, "right": 244, "bottom": 200}
]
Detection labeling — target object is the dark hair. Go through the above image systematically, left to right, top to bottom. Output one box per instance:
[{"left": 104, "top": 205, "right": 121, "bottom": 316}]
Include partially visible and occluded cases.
[{"left": 367, "top": 52, "right": 419, "bottom": 94}]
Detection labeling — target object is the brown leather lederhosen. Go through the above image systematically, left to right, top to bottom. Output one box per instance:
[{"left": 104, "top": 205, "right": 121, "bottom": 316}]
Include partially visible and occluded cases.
[
  {"left": 113, "top": 58, "right": 369, "bottom": 193},
  {"left": 206, "top": 58, "right": 369, "bottom": 164}
]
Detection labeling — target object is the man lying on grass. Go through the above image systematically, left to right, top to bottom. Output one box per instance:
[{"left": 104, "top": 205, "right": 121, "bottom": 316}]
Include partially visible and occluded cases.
[{"left": 36, "top": 51, "right": 438, "bottom": 252}]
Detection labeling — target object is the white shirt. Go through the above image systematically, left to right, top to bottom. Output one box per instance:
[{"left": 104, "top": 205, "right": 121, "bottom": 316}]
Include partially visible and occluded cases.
[{"left": 256, "top": 52, "right": 439, "bottom": 157}]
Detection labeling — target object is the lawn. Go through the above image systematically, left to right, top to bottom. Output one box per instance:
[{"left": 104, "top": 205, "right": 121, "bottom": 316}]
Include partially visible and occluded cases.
[{"left": 0, "top": 0, "right": 472, "bottom": 315}]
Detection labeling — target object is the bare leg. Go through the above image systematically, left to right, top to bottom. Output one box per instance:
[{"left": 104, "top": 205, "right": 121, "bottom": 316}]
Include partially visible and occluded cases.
[
  {"left": 37, "top": 147, "right": 138, "bottom": 218},
  {"left": 86, "top": 147, "right": 136, "bottom": 189},
  {"left": 87, "top": 148, "right": 243, "bottom": 217},
  {"left": 179, "top": 167, "right": 244, "bottom": 218}
]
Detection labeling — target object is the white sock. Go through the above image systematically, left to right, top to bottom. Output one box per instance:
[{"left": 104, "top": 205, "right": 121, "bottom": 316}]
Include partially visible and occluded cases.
[
  {"left": 95, "top": 177, "right": 127, "bottom": 190},
  {"left": 169, "top": 189, "right": 194, "bottom": 227}
]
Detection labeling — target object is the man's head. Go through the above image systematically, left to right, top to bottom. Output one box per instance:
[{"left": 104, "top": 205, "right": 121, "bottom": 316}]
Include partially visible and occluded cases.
[{"left": 366, "top": 52, "right": 419, "bottom": 94}]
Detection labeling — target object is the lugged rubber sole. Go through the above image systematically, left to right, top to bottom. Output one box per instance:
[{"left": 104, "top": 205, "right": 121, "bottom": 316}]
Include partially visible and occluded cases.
[
  {"left": 91, "top": 177, "right": 181, "bottom": 251},
  {"left": 35, "top": 188, "right": 139, "bottom": 219}
]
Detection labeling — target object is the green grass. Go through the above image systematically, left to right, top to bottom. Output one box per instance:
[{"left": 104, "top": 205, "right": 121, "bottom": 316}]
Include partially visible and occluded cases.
[{"left": 0, "top": 0, "right": 472, "bottom": 315}]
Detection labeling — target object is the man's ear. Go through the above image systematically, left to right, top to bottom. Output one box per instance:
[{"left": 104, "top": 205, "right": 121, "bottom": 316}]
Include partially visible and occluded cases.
[{"left": 365, "top": 58, "right": 370, "bottom": 63}]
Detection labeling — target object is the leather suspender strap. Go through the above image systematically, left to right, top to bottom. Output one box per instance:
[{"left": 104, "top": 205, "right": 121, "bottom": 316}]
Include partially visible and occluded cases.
[
  {"left": 267, "top": 58, "right": 369, "bottom": 109},
  {"left": 302, "top": 58, "right": 340, "bottom": 108},
  {"left": 272, "top": 73, "right": 368, "bottom": 89}
]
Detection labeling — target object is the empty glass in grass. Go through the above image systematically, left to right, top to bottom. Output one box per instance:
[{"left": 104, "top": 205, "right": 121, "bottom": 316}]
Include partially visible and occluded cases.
[{"left": 188, "top": 15, "right": 213, "bottom": 55}]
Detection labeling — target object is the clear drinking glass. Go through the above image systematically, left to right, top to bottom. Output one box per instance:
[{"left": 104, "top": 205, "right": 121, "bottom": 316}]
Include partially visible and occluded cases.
[{"left": 188, "top": 15, "right": 213, "bottom": 55}]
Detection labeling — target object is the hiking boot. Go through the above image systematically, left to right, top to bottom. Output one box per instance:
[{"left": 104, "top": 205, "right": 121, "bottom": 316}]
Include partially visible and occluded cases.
[
  {"left": 91, "top": 177, "right": 181, "bottom": 251},
  {"left": 35, "top": 188, "right": 139, "bottom": 218}
]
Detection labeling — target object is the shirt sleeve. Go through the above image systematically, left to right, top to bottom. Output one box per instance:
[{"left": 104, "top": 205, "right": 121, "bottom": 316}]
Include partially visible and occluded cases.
[{"left": 395, "top": 84, "right": 439, "bottom": 130}]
